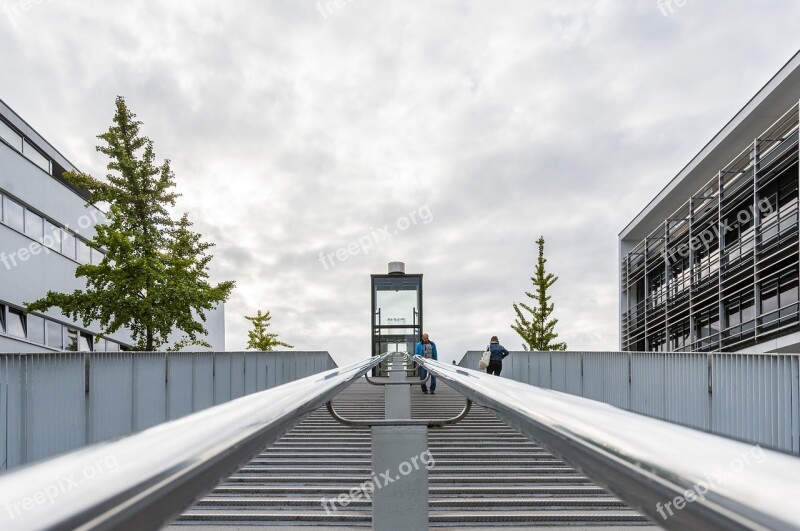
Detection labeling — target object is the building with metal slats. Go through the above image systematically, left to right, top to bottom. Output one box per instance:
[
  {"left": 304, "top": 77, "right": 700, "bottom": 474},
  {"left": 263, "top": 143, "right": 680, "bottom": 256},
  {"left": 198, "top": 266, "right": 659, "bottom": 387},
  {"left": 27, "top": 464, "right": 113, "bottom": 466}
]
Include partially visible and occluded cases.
[{"left": 620, "top": 51, "right": 800, "bottom": 354}]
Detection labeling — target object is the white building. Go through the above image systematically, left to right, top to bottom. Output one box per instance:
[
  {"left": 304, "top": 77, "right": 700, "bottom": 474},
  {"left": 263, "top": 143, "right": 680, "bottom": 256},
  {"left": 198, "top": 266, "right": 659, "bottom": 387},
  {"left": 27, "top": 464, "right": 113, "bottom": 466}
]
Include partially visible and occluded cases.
[{"left": 0, "top": 98, "right": 224, "bottom": 352}]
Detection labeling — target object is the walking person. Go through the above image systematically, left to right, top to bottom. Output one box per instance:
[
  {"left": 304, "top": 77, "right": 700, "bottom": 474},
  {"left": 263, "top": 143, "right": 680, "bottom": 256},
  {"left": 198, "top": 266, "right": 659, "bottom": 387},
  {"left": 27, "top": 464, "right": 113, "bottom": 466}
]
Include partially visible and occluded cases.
[
  {"left": 414, "top": 333, "right": 438, "bottom": 394},
  {"left": 486, "top": 336, "right": 509, "bottom": 376}
]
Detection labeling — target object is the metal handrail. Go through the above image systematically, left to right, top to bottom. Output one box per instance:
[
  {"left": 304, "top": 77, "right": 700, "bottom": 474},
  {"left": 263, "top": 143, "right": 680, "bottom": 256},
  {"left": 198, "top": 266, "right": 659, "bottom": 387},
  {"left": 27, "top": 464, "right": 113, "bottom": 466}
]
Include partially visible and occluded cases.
[
  {"left": 0, "top": 352, "right": 391, "bottom": 531},
  {"left": 366, "top": 352, "right": 428, "bottom": 385},
  {"left": 416, "top": 357, "right": 800, "bottom": 531},
  {"left": 365, "top": 372, "right": 429, "bottom": 385},
  {"left": 326, "top": 399, "right": 471, "bottom": 428}
]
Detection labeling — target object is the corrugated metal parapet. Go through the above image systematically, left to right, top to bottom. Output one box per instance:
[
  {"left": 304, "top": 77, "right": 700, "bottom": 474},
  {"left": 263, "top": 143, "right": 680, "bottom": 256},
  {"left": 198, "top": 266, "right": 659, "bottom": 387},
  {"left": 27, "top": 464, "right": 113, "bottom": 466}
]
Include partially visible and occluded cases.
[
  {"left": 457, "top": 349, "right": 800, "bottom": 455},
  {"left": 0, "top": 350, "right": 337, "bottom": 472}
]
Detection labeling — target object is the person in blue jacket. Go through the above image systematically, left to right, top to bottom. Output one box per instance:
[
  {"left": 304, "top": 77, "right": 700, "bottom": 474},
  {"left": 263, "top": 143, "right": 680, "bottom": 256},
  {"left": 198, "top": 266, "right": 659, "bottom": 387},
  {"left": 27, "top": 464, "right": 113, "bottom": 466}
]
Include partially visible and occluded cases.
[
  {"left": 414, "top": 333, "right": 438, "bottom": 394},
  {"left": 486, "top": 336, "right": 510, "bottom": 376}
]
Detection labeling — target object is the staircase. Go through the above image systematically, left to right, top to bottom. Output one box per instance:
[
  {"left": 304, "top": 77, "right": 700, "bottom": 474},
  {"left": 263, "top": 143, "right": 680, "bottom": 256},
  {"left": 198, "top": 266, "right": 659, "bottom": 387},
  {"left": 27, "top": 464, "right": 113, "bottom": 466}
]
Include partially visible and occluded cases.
[{"left": 173, "top": 379, "right": 653, "bottom": 528}]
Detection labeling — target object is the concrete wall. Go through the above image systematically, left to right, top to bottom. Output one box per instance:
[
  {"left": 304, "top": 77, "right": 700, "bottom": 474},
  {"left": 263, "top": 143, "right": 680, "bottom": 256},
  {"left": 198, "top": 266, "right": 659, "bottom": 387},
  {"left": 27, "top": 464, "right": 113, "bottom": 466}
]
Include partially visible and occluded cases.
[
  {"left": 0, "top": 350, "right": 336, "bottom": 471},
  {"left": 460, "top": 350, "right": 800, "bottom": 455}
]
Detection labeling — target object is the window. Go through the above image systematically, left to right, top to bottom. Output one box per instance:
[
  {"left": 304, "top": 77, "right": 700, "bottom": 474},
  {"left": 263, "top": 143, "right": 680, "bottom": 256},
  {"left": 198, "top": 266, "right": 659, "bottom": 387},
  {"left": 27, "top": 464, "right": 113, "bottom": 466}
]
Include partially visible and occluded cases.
[
  {"left": 0, "top": 119, "right": 22, "bottom": 150},
  {"left": 22, "top": 139, "right": 51, "bottom": 174},
  {"left": 3, "top": 195, "right": 24, "bottom": 232},
  {"left": 24, "top": 209, "right": 43, "bottom": 240},
  {"left": 44, "top": 221, "right": 61, "bottom": 252},
  {"left": 61, "top": 230, "right": 76, "bottom": 260},
  {"left": 76, "top": 240, "right": 91, "bottom": 264},
  {"left": 91, "top": 248, "right": 104, "bottom": 265},
  {"left": 648, "top": 270, "right": 665, "bottom": 306},
  {"left": 759, "top": 270, "right": 798, "bottom": 326},
  {"left": 780, "top": 279, "right": 799, "bottom": 309},
  {"left": 761, "top": 281, "right": 779, "bottom": 315},
  {"left": 725, "top": 295, "right": 755, "bottom": 332},
  {"left": 727, "top": 303, "right": 741, "bottom": 327},
  {"left": 0, "top": 304, "right": 5, "bottom": 333},
  {"left": 7, "top": 308, "right": 26, "bottom": 338},
  {"left": 694, "top": 308, "right": 720, "bottom": 347},
  {"left": 27, "top": 314, "right": 45, "bottom": 344},
  {"left": 46, "top": 320, "right": 63, "bottom": 348},
  {"left": 669, "top": 321, "right": 691, "bottom": 351},
  {"left": 65, "top": 329, "right": 78, "bottom": 351},
  {"left": 648, "top": 331, "right": 667, "bottom": 352},
  {"left": 79, "top": 333, "right": 93, "bottom": 352},
  {"left": 95, "top": 339, "right": 106, "bottom": 352},
  {"left": 106, "top": 340, "right": 120, "bottom": 352}
]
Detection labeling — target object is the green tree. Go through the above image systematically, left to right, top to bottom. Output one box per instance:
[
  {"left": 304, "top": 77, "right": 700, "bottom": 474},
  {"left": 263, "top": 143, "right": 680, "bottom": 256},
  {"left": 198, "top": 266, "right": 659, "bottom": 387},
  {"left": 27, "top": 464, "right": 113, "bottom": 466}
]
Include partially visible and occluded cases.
[
  {"left": 26, "top": 96, "right": 234, "bottom": 351},
  {"left": 511, "top": 236, "right": 567, "bottom": 351},
  {"left": 245, "top": 310, "right": 294, "bottom": 350}
]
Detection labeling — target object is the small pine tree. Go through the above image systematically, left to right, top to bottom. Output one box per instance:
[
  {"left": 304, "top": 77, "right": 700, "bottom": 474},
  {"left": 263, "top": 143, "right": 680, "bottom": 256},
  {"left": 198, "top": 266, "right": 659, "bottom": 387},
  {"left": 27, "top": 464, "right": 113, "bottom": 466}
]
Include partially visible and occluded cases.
[
  {"left": 511, "top": 236, "right": 567, "bottom": 351},
  {"left": 245, "top": 310, "right": 294, "bottom": 351}
]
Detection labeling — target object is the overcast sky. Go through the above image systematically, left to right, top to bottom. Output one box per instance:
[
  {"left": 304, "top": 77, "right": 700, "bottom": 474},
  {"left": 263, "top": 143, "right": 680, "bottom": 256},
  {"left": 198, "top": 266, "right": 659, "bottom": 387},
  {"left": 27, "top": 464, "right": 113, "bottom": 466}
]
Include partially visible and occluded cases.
[{"left": 2, "top": 1, "right": 800, "bottom": 365}]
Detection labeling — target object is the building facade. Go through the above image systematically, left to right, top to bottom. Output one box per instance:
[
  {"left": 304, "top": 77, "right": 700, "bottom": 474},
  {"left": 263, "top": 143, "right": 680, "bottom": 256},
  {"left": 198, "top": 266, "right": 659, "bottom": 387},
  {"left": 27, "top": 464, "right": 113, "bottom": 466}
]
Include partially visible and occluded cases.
[
  {"left": 620, "top": 52, "right": 800, "bottom": 353},
  {"left": 0, "top": 98, "right": 224, "bottom": 353}
]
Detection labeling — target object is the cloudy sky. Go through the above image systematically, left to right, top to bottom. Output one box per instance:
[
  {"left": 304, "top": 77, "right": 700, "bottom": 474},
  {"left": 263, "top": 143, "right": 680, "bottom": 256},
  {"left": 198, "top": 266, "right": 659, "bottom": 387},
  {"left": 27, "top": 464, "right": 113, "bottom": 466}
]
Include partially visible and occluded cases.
[{"left": 2, "top": 1, "right": 800, "bottom": 365}]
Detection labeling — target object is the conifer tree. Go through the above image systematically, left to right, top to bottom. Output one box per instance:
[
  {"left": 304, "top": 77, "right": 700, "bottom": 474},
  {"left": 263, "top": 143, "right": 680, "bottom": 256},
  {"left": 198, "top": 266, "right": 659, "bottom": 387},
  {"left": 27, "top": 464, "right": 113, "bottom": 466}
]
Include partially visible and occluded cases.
[
  {"left": 27, "top": 97, "right": 234, "bottom": 351},
  {"left": 511, "top": 236, "right": 567, "bottom": 351},
  {"left": 245, "top": 310, "right": 294, "bottom": 350}
]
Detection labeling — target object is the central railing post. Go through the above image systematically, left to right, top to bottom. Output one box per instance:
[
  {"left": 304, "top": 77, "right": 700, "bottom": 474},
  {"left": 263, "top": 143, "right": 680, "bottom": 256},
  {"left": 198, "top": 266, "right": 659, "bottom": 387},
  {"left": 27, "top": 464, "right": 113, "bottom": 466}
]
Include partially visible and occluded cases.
[
  {"left": 372, "top": 354, "right": 428, "bottom": 530},
  {"left": 384, "top": 357, "right": 411, "bottom": 419}
]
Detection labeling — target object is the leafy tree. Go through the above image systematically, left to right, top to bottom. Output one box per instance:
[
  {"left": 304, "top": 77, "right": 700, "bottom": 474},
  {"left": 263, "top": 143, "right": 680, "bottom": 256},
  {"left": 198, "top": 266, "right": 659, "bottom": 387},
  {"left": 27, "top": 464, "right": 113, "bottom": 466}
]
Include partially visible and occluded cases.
[
  {"left": 26, "top": 96, "right": 234, "bottom": 351},
  {"left": 511, "top": 236, "right": 567, "bottom": 351},
  {"left": 245, "top": 310, "right": 294, "bottom": 350}
]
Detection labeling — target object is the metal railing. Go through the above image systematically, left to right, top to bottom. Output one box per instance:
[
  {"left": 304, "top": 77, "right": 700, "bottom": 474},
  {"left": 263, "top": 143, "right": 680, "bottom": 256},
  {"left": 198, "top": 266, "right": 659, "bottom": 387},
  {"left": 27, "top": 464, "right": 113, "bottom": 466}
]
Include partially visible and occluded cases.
[
  {"left": 3, "top": 350, "right": 798, "bottom": 530},
  {"left": 0, "top": 352, "right": 390, "bottom": 531},
  {"left": 416, "top": 356, "right": 800, "bottom": 530}
]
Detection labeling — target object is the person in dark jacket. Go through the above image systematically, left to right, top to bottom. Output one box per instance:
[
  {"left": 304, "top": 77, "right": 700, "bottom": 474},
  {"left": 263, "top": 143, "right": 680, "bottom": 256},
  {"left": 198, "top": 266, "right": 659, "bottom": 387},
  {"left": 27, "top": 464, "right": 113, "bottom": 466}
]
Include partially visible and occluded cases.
[{"left": 486, "top": 336, "right": 509, "bottom": 376}]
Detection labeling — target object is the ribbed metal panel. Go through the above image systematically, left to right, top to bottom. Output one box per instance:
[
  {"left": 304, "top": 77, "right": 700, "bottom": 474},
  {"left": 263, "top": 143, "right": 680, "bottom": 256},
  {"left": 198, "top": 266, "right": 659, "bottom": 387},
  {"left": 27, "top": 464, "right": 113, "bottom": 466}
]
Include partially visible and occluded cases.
[
  {"left": 244, "top": 351, "right": 258, "bottom": 394},
  {"left": 90, "top": 352, "right": 134, "bottom": 443},
  {"left": 167, "top": 352, "right": 193, "bottom": 420},
  {"left": 213, "top": 352, "right": 232, "bottom": 405},
  {"left": 230, "top": 352, "right": 245, "bottom": 399},
  {"left": 254, "top": 352, "right": 267, "bottom": 391},
  {"left": 264, "top": 352, "right": 276, "bottom": 388},
  {"left": 283, "top": 352, "right": 295, "bottom": 384},
  {"left": 534, "top": 352, "right": 551, "bottom": 388},
  {"left": 548, "top": 352, "right": 583, "bottom": 394},
  {"left": 582, "top": 352, "right": 629, "bottom": 409},
  {"left": 630, "top": 352, "right": 666, "bottom": 418},
  {"left": 664, "top": 352, "right": 709, "bottom": 431},
  {"left": 26, "top": 353, "right": 85, "bottom": 463},
  {"left": 133, "top": 353, "right": 166, "bottom": 431},
  {"left": 507, "top": 353, "right": 528, "bottom": 383},
  {"left": 582, "top": 353, "right": 603, "bottom": 403},
  {"left": 712, "top": 353, "right": 797, "bottom": 451},
  {"left": 193, "top": 354, "right": 214, "bottom": 413},
  {"left": 4, "top": 355, "right": 23, "bottom": 469},
  {"left": 0, "top": 356, "right": 7, "bottom": 470},
  {"left": 794, "top": 356, "right": 800, "bottom": 455}
]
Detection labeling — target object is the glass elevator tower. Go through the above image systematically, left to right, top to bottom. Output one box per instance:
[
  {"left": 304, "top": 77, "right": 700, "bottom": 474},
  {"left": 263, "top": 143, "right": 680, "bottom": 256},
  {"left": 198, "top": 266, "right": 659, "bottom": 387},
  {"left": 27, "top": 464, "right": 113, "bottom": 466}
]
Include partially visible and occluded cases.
[{"left": 371, "top": 262, "right": 422, "bottom": 376}]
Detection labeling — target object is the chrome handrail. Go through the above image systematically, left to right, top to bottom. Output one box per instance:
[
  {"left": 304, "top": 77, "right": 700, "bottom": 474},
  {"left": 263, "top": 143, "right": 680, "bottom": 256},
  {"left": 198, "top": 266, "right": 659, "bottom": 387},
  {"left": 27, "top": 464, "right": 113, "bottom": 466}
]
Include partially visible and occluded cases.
[
  {"left": 0, "top": 352, "right": 391, "bottom": 531},
  {"left": 415, "top": 357, "right": 800, "bottom": 531},
  {"left": 326, "top": 399, "right": 471, "bottom": 428}
]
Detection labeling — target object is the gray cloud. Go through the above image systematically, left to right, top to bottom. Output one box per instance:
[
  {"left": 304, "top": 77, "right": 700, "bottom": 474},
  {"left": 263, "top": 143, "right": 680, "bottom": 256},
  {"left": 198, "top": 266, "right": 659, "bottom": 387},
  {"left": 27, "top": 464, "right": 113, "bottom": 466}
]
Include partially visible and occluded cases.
[{"left": 1, "top": 0, "right": 799, "bottom": 364}]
